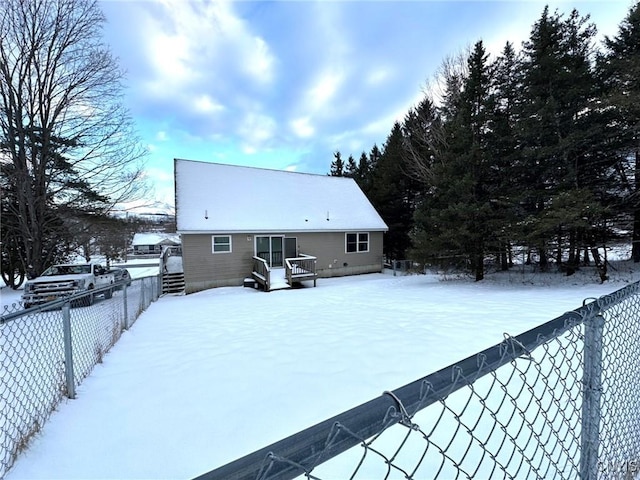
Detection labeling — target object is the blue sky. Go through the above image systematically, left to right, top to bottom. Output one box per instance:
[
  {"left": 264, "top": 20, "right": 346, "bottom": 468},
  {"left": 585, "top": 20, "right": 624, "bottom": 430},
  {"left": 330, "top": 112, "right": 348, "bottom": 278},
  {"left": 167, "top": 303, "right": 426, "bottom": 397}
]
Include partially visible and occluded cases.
[{"left": 98, "top": 0, "right": 635, "bottom": 213}]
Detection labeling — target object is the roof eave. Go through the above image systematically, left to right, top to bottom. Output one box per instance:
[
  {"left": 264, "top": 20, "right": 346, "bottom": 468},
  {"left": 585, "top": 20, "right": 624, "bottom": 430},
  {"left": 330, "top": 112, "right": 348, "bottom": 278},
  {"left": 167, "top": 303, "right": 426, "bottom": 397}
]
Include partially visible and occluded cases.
[{"left": 177, "top": 227, "right": 389, "bottom": 235}]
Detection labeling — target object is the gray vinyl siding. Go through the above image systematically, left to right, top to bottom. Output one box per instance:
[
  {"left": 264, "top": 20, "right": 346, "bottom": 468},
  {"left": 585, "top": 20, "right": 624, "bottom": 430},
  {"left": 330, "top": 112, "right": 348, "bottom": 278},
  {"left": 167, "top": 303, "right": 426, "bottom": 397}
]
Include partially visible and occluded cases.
[
  {"left": 182, "top": 231, "right": 385, "bottom": 294},
  {"left": 295, "top": 231, "right": 384, "bottom": 278},
  {"left": 182, "top": 233, "right": 254, "bottom": 293}
]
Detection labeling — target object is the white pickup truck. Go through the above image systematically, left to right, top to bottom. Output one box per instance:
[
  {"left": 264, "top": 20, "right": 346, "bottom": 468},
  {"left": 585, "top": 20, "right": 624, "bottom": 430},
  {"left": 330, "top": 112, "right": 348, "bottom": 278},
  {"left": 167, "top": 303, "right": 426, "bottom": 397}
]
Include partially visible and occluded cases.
[{"left": 21, "top": 262, "right": 115, "bottom": 309}]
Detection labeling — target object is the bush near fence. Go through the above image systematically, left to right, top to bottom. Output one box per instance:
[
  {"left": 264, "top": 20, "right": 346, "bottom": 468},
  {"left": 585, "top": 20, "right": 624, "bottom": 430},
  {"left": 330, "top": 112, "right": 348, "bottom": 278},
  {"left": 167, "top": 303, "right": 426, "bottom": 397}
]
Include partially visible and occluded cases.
[
  {"left": 0, "top": 275, "right": 161, "bottom": 479},
  {"left": 198, "top": 281, "right": 640, "bottom": 480}
]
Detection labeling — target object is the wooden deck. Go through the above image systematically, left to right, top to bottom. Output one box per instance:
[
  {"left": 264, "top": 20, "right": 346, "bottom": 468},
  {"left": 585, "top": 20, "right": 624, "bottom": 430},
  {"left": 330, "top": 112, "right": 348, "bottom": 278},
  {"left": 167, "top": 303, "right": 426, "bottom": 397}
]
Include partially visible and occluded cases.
[
  {"left": 252, "top": 254, "right": 317, "bottom": 292},
  {"left": 285, "top": 255, "right": 317, "bottom": 287}
]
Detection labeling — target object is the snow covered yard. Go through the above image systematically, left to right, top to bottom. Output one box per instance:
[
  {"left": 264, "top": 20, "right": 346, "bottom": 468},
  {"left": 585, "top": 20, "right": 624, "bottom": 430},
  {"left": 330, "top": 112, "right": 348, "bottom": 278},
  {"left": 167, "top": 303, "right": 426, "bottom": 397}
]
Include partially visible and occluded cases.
[{"left": 2, "top": 267, "right": 638, "bottom": 479}]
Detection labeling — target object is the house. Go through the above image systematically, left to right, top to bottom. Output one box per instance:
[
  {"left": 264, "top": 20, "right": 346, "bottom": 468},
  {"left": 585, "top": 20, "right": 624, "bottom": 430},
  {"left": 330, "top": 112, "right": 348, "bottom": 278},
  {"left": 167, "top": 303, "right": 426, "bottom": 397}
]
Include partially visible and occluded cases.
[
  {"left": 174, "top": 159, "right": 388, "bottom": 293},
  {"left": 131, "top": 232, "right": 181, "bottom": 257}
]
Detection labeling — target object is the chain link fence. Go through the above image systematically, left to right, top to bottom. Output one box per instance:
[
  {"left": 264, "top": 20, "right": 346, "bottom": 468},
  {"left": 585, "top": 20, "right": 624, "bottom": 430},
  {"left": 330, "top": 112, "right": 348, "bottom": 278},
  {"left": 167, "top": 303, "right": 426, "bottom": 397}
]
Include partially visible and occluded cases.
[
  {"left": 0, "top": 275, "right": 160, "bottom": 479},
  {"left": 199, "top": 281, "right": 640, "bottom": 480}
]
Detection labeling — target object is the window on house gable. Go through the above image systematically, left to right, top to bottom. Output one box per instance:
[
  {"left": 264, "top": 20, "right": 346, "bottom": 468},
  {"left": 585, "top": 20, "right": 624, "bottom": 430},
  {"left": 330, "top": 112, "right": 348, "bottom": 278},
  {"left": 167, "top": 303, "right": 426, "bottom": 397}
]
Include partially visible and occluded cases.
[
  {"left": 346, "top": 232, "right": 369, "bottom": 253},
  {"left": 212, "top": 235, "right": 232, "bottom": 253}
]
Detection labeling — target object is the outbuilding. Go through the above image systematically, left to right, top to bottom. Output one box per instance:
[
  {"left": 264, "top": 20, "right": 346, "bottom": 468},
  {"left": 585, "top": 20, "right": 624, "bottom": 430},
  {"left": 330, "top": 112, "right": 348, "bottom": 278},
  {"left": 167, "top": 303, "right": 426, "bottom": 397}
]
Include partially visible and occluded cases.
[{"left": 131, "top": 232, "right": 181, "bottom": 257}]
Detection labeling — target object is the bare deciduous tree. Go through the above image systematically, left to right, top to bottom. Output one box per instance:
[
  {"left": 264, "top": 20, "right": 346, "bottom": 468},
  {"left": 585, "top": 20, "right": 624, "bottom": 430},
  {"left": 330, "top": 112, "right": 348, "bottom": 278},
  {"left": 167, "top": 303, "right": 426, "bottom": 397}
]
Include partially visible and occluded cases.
[
  {"left": 0, "top": 0, "right": 149, "bottom": 282},
  {"left": 402, "top": 50, "right": 470, "bottom": 187}
]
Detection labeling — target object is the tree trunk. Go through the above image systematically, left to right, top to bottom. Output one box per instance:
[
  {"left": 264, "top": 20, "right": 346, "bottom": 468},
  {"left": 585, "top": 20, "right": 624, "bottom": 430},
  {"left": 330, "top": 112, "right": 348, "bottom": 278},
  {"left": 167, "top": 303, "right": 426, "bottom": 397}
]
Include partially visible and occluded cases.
[
  {"left": 566, "top": 229, "right": 577, "bottom": 276},
  {"left": 556, "top": 230, "right": 563, "bottom": 266},
  {"left": 500, "top": 242, "right": 509, "bottom": 271},
  {"left": 539, "top": 244, "right": 548, "bottom": 272},
  {"left": 591, "top": 246, "right": 608, "bottom": 282},
  {"left": 474, "top": 252, "right": 484, "bottom": 281}
]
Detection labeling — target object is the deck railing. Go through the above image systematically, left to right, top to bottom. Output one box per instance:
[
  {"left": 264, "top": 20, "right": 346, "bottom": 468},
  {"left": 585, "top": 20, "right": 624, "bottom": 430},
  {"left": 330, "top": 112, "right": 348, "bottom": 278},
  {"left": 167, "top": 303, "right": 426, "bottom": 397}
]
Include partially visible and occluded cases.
[
  {"left": 285, "top": 254, "right": 317, "bottom": 287},
  {"left": 252, "top": 256, "right": 271, "bottom": 291}
]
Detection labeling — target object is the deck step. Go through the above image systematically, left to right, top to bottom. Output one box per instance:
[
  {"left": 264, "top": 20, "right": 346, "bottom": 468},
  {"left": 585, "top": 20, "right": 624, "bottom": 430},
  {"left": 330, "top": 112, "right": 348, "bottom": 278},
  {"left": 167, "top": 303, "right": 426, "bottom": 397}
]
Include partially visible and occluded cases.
[{"left": 162, "top": 272, "right": 185, "bottom": 294}]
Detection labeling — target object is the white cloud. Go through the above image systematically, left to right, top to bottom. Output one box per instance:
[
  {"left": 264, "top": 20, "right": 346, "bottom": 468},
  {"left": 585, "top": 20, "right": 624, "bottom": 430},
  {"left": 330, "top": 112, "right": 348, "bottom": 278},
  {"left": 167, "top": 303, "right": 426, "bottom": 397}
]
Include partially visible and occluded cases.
[
  {"left": 137, "top": 1, "right": 276, "bottom": 100},
  {"left": 210, "top": 3, "right": 275, "bottom": 84},
  {"left": 144, "top": 31, "right": 194, "bottom": 94},
  {"left": 243, "top": 36, "right": 275, "bottom": 84},
  {"left": 291, "top": 68, "right": 346, "bottom": 128},
  {"left": 366, "top": 68, "right": 392, "bottom": 86},
  {"left": 309, "top": 70, "right": 343, "bottom": 107},
  {"left": 193, "top": 94, "right": 225, "bottom": 114},
  {"left": 238, "top": 112, "right": 277, "bottom": 152},
  {"left": 290, "top": 117, "right": 315, "bottom": 138},
  {"left": 156, "top": 131, "right": 168, "bottom": 141},
  {"left": 147, "top": 166, "right": 175, "bottom": 183}
]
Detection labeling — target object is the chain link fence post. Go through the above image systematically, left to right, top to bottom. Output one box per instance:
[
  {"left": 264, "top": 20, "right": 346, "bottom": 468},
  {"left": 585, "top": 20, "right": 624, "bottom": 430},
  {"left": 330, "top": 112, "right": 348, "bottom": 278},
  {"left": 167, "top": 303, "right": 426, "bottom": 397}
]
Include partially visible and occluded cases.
[
  {"left": 122, "top": 282, "right": 129, "bottom": 331},
  {"left": 62, "top": 302, "right": 76, "bottom": 400},
  {"left": 581, "top": 310, "right": 605, "bottom": 480}
]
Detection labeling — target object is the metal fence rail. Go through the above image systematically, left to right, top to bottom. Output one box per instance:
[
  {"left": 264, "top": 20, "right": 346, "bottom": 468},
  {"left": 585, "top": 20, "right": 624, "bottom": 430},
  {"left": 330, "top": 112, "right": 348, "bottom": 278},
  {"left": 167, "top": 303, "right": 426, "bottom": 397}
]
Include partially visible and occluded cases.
[
  {"left": 0, "top": 275, "right": 160, "bottom": 479},
  {"left": 197, "top": 281, "right": 640, "bottom": 480}
]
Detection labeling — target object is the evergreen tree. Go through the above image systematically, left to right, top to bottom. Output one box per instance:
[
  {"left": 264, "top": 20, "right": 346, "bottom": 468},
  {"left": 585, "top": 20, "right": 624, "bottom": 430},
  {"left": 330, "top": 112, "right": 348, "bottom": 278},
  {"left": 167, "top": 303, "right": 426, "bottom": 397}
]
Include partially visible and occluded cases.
[
  {"left": 598, "top": 2, "right": 640, "bottom": 261},
  {"left": 328, "top": 5, "right": 636, "bottom": 281},
  {"left": 517, "top": 7, "right": 606, "bottom": 274},
  {"left": 412, "top": 41, "right": 499, "bottom": 280},
  {"left": 490, "top": 41, "right": 522, "bottom": 270},
  {"left": 403, "top": 96, "right": 440, "bottom": 185},
  {"left": 368, "top": 123, "right": 421, "bottom": 260},
  {"left": 369, "top": 144, "right": 382, "bottom": 171},
  {"left": 329, "top": 151, "right": 345, "bottom": 176},
  {"left": 355, "top": 151, "right": 371, "bottom": 188},
  {"left": 344, "top": 155, "right": 358, "bottom": 178},
  {"left": 0, "top": 163, "right": 26, "bottom": 287}
]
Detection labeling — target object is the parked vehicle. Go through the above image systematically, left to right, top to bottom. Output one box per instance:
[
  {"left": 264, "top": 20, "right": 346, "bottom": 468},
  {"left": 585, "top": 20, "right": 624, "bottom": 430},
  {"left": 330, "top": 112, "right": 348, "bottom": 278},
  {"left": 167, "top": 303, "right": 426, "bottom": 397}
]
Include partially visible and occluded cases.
[
  {"left": 21, "top": 262, "right": 115, "bottom": 309},
  {"left": 108, "top": 267, "right": 131, "bottom": 289}
]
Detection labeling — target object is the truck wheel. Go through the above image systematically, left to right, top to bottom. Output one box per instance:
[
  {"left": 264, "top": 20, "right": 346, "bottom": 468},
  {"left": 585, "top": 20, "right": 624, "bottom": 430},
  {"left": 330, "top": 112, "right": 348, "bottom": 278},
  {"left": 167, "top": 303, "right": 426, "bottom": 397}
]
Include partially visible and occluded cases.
[{"left": 23, "top": 303, "right": 32, "bottom": 310}]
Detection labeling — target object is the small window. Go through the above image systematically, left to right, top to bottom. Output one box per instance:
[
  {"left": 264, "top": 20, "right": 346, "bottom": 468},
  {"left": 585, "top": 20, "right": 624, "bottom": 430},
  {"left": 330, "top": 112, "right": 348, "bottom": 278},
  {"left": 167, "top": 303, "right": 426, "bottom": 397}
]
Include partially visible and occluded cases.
[
  {"left": 346, "top": 232, "right": 369, "bottom": 253},
  {"left": 212, "top": 235, "right": 232, "bottom": 253}
]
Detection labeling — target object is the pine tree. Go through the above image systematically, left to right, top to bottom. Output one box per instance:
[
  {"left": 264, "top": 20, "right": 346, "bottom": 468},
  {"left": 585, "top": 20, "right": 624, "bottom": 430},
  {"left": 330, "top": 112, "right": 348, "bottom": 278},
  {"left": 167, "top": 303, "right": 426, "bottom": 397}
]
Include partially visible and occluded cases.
[
  {"left": 598, "top": 2, "right": 640, "bottom": 262},
  {"left": 517, "top": 7, "right": 606, "bottom": 274},
  {"left": 412, "top": 41, "right": 498, "bottom": 280},
  {"left": 490, "top": 41, "right": 522, "bottom": 270},
  {"left": 403, "top": 96, "right": 440, "bottom": 185},
  {"left": 368, "top": 123, "right": 421, "bottom": 260},
  {"left": 369, "top": 144, "right": 382, "bottom": 171},
  {"left": 329, "top": 151, "right": 345, "bottom": 176},
  {"left": 356, "top": 152, "right": 370, "bottom": 187},
  {"left": 344, "top": 155, "right": 358, "bottom": 178}
]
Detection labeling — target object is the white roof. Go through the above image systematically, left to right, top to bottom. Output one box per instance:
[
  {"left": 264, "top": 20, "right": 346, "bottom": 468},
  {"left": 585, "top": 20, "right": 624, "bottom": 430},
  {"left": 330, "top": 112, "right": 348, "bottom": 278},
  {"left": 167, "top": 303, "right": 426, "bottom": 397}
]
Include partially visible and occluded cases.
[
  {"left": 175, "top": 159, "right": 388, "bottom": 233},
  {"left": 132, "top": 232, "right": 180, "bottom": 246}
]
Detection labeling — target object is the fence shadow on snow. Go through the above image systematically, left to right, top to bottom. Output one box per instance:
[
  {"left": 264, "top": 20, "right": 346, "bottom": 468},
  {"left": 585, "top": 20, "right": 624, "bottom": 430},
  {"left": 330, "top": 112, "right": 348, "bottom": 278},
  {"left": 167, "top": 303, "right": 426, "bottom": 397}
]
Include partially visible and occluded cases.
[{"left": 197, "top": 281, "right": 640, "bottom": 480}]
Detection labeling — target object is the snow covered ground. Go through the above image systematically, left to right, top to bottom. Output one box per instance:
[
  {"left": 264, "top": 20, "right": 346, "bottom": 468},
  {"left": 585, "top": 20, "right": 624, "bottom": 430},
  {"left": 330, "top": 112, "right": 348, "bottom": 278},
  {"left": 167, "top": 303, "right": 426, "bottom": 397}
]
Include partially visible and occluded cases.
[{"left": 1, "top": 262, "right": 638, "bottom": 479}]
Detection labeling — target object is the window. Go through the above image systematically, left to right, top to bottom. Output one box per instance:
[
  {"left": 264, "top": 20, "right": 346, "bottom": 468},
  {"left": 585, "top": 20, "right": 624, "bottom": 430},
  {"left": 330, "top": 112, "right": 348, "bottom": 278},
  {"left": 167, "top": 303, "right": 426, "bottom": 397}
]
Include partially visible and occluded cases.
[
  {"left": 346, "top": 232, "right": 369, "bottom": 253},
  {"left": 212, "top": 235, "right": 232, "bottom": 253}
]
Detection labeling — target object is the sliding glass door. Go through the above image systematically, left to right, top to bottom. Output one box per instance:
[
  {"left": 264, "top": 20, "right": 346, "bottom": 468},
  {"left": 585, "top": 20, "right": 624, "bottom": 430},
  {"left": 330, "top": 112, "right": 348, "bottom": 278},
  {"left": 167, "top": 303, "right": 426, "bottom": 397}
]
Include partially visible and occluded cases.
[{"left": 256, "top": 236, "right": 284, "bottom": 267}]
